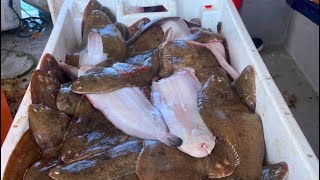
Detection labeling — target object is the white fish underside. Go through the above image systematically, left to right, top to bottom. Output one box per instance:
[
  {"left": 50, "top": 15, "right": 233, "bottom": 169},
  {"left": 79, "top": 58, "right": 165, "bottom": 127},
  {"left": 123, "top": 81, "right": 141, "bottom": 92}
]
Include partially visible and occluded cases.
[
  {"left": 151, "top": 68, "right": 216, "bottom": 158},
  {"left": 85, "top": 87, "right": 182, "bottom": 147}
]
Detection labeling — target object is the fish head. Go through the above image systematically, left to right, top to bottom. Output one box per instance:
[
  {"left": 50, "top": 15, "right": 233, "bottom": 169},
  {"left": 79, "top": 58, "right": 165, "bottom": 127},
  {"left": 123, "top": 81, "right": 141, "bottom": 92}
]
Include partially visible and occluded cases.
[{"left": 181, "top": 128, "right": 216, "bottom": 158}]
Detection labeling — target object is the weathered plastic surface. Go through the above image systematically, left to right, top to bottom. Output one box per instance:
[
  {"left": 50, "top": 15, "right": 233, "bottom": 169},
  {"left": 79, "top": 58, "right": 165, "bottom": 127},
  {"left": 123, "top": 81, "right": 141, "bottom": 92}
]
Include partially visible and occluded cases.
[{"left": 1, "top": 0, "right": 319, "bottom": 179}]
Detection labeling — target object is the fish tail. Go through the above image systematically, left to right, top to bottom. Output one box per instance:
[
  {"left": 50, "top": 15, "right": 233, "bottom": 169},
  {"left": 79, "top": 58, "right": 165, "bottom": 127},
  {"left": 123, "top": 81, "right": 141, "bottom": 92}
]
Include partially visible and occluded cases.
[
  {"left": 159, "top": 133, "right": 183, "bottom": 148},
  {"left": 262, "top": 162, "right": 289, "bottom": 180}
]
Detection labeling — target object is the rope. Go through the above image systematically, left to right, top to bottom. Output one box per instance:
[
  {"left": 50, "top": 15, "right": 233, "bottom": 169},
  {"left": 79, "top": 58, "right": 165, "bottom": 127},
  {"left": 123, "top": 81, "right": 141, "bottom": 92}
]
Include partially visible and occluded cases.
[{"left": 8, "top": 0, "right": 49, "bottom": 38}]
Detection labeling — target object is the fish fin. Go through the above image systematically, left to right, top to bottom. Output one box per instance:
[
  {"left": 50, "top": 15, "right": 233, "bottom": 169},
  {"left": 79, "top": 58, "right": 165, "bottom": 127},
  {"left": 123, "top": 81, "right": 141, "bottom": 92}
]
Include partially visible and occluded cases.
[
  {"left": 217, "top": 22, "right": 222, "bottom": 34},
  {"left": 158, "top": 27, "right": 173, "bottom": 49},
  {"left": 88, "top": 31, "right": 103, "bottom": 56},
  {"left": 79, "top": 32, "right": 106, "bottom": 66},
  {"left": 58, "top": 63, "right": 79, "bottom": 80},
  {"left": 159, "top": 133, "right": 182, "bottom": 148},
  {"left": 208, "top": 138, "right": 239, "bottom": 178},
  {"left": 262, "top": 162, "right": 289, "bottom": 180}
]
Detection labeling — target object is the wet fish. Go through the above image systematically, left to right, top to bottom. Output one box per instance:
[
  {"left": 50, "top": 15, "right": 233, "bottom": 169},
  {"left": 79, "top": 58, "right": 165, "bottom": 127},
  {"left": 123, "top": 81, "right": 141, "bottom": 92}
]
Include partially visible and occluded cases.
[
  {"left": 82, "top": 0, "right": 115, "bottom": 37},
  {"left": 82, "top": 10, "right": 112, "bottom": 43},
  {"left": 126, "top": 17, "right": 180, "bottom": 45},
  {"left": 127, "top": 18, "right": 151, "bottom": 39},
  {"left": 160, "top": 18, "right": 192, "bottom": 41},
  {"left": 96, "top": 23, "right": 127, "bottom": 61},
  {"left": 128, "top": 25, "right": 164, "bottom": 57},
  {"left": 79, "top": 31, "right": 108, "bottom": 67},
  {"left": 159, "top": 40, "right": 219, "bottom": 83},
  {"left": 187, "top": 40, "right": 239, "bottom": 80},
  {"left": 65, "top": 52, "right": 80, "bottom": 67},
  {"left": 71, "top": 52, "right": 159, "bottom": 94},
  {"left": 39, "top": 53, "right": 70, "bottom": 83},
  {"left": 59, "top": 63, "right": 79, "bottom": 80},
  {"left": 231, "top": 65, "right": 256, "bottom": 111},
  {"left": 151, "top": 68, "right": 216, "bottom": 158},
  {"left": 30, "top": 70, "right": 60, "bottom": 109},
  {"left": 198, "top": 73, "right": 265, "bottom": 179},
  {"left": 56, "top": 82, "right": 82, "bottom": 115},
  {"left": 85, "top": 87, "right": 182, "bottom": 147},
  {"left": 61, "top": 96, "right": 128, "bottom": 163},
  {"left": 28, "top": 104, "right": 70, "bottom": 158},
  {"left": 61, "top": 131, "right": 127, "bottom": 163},
  {"left": 137, "top": 138, "right": 238, "bottom": 179},
  {"left": 49, "top": 139, "right": 143, "bottom": 180},
  {"left": 136, "top": 140, "right": 208, "bottom": 180},
  {"left": 23, "top": 158, "right": 61, "bottom": 180},
  {"left": 262, "top": 162, "right": 289, "bottom": 180}
]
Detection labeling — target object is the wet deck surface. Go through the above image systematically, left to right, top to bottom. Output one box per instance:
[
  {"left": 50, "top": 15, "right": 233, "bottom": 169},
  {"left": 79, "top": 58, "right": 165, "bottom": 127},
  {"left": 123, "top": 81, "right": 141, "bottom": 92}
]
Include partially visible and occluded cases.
[
  {"left": 1, "top": 20, "right": 53, "bottom": 118},
  {"left": 260, "top": 45, "right": 319, "bottom": 158}
]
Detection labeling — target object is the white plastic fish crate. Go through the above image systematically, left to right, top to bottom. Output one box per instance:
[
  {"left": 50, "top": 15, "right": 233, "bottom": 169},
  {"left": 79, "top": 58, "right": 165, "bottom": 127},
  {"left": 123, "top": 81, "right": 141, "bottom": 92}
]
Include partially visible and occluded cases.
[{"left": 1, "top": 0, "right": 319, "bottom": 179}]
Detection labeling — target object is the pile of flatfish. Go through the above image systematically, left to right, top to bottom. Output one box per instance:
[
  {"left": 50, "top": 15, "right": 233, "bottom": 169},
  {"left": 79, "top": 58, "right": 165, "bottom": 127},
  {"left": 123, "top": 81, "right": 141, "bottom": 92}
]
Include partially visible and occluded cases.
[{"left": 4, "top": 0, "right": 289, "bottom": 179}]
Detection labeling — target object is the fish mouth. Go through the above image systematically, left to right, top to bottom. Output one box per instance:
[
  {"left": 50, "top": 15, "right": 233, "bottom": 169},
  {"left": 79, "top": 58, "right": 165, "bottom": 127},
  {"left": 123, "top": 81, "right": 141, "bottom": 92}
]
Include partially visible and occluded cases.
[{"left": 201, "top": 143, "right": 211, "bottom": 154}]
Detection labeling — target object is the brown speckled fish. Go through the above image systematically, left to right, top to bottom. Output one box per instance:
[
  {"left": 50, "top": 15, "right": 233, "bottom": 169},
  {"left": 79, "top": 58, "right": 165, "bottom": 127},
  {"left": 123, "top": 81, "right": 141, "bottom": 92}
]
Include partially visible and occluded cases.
[
  {"left": 82, "top": 0, "right": 116, "bottom": 37},
  {"left": 82, "top": 10, "right": 112, "bottom": 43},
  {"left": 159, "top": 40, "right": 219, "bottom": 83},
  {"left": 71, "top": 50, "right": 159, "bottom": 94},
  {"left": 39, "top": 53, "right": 70, "bottom": 84},
  {"left": 232, "top": 65, "right": 256, "bottom": 111},
  {"left": 30, "top": 70, "right": 60, "bottom": 109},
  {"left": 198, "top": 74, "right": 265, "bottom": 179},
  {"left": 56, "top": 82, "right": 82, "bottom": 115},
  {"left": 61, "top": 95, "right": 128, "bottom": 164},
  {"left": 28, "top": 104, "right": 70, "bottom": 158},
  {"left": 49, "top": 139, "right": 143, "bottom": 180},
  {"left": 23, "top": 158, "right": 62, "bottom": 180},
  {"left": 262, "top": 162, "right": 289, "bottom": 180}
]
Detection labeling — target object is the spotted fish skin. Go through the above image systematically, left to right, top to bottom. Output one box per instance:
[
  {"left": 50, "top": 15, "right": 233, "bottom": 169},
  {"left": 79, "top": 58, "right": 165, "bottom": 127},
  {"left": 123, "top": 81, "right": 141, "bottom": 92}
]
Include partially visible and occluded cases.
[
  {"left": 198, "top": 73, "right": 265, "bottom": 179},
  {"left": 262, "top": 162, "right": 289, "bottom": 180}
]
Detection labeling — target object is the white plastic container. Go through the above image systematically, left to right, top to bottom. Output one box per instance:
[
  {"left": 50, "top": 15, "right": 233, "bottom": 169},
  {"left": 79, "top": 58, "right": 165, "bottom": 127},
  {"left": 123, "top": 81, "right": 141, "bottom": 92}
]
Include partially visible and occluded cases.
[
  {"left": 1, "top": 0, "right": 319, "bottom": 179},
  {"left": 1, "top": 0, "right": 21, "bottom": 31}
]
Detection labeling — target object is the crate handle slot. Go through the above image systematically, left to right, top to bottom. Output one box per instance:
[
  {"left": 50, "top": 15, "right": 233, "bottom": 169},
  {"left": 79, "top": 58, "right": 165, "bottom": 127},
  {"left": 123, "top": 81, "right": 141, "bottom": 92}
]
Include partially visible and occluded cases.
[{"left": 116, "top": 0, "right": 177, "bottom": 26}]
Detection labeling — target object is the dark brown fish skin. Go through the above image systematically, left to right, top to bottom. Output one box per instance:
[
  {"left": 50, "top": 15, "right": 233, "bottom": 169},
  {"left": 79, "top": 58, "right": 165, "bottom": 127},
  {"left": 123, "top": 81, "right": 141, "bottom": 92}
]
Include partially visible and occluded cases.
[
  {"left": 82, "top": 0, "right": 116, "bottom": 37},
  {"left": 82, "top": 10, "right": 112, "bottom": 43},
  {"left": 126, "top": 17, "right": 180, "bottom": 45},
  {"left": 127, "top": 18, "right": 151, "bottom": 38},
  {"left": 184, "top": 18, "right": 202, "bottom": 28},
  {"left": 115, "top": 22, "right": 130, "bottom": 41},
  {"left": 96, "top": 23, "right": 127, "bottom": 61},
  {"left": 127, "top": 25, "right": 164, "bottom": 57},
  {"left": 190, "top": 25, "right": 232, "bottom": 65},
  {"left": 190, "top": 27, "right": 224, "bottom": 43},
  {"left": 159, "top": 40, "right": 219, "bottom": 83},
  {"left": 65, "top": 52, "right": 80, "bottom": 67},
  {"left": 71, "top": 52, "right": 159, "bottom": 94},
  {"left": 39, "top": 53, "right": 70, "bottom": 83},
  {"left": 58, "top": 63, "right": 79, "bottom": 81},
  {"left": 231, "top": 65, "right": 256, "bottom": 112},
  {"left": 198, "top": 66, "right": 232, "bottom": 85},
  {"left": 30, "top": 70, "right": 61, "bottom": 109},
  {"left": 198, "top": 74, "right": 265, "bottom": 179},
  {"left": 56, "top": 82, "right": 82, "bottom": 115},
  {"left": 61, "top": 95, "right": 128, "bottom": 163},
  {"left": 64, "top": 96, "right": 105, "bottom": 138},
  {"left": 28, "top": 104, "right": 70, "bottom": 158},
  {"left": 3, "top": 130, "right": 42, "bottom": 180},
  {"left": 61, "top": 131, "right": 128, "bottom": 163},
  {"left": 207, "top": 138, "right": 239, "bottom": 179},
  {"left": 49, "top": 139, "right": 144, "bottom": 180},
  {"left": 136, "top": 139, "right": 237, "bottom": 179},
  {"left": 136, "top": 140, "right": 209, "bottom": 180},
  {"left": 23, "top": 157, "right": 62, "bottom": 180},
  {"left": 262, "top": 162, "right": 288, "bottom": 180}
]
